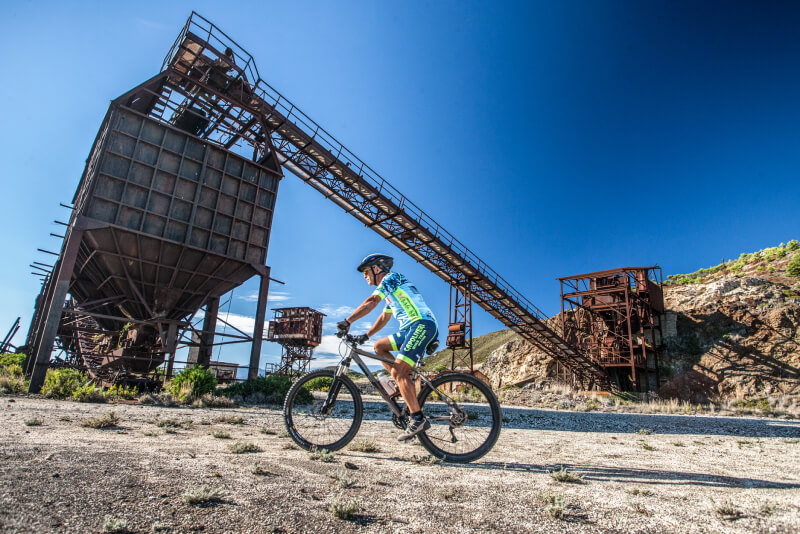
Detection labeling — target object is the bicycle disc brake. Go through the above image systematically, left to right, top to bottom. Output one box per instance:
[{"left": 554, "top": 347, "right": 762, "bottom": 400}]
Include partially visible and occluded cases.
[{"left": 448, "top": 404, "right": 468, "bottom": 427}]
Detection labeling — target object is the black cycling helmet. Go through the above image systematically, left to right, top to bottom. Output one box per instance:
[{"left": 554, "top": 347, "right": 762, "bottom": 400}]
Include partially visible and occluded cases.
[{"left": 357, "top": 253, "right": 393, "bottom": 273}]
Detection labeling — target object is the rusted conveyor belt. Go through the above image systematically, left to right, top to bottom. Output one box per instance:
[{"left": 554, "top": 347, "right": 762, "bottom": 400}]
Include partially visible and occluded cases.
[
  {"left": 159, "top": 17, "right": 610, "bottom": 388},
  {"left": 251, "top": 95, "right": 608, "bottom": 388}
]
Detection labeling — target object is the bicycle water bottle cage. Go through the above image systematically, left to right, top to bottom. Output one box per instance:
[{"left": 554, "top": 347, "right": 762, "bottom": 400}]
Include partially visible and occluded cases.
[{"left": 426, "top": 339, "right": 440, "bottom": 356}]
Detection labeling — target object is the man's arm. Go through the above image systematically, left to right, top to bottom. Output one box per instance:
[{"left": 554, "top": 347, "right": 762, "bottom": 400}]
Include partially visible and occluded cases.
[
  {"left": 345, "top": 294, "right": 382, "bottom": 326},
  {"left": 366, "top": 310, "right": 392, "bottom": 338}
]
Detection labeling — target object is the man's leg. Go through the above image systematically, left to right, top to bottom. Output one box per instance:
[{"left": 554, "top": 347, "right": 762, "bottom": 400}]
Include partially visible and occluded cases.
[
  {"left": 374, "top": 336, "right": 419, "bottom": 411},
  {"left": 373, "top": 337, "right": 396, "bottom": 375},
  {"left": 390, "top": 359, "right": 420, "bottom": 413}
]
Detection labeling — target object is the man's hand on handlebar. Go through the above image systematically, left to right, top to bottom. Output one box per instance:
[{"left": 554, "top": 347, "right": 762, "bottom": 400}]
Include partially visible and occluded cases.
[
  {"left": 336, "top": 320, "right": 350, "bottom": 338},
  {"left": 341, "top": 333, "right": 369, "bottom": 345}
]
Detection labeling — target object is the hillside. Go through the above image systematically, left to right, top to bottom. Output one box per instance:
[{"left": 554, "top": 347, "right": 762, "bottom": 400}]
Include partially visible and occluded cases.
[
  {"left": 448, "top": 241, "right": 800, "bottom": 402},
  {"left": 418, "top": 328, "right": 519, "bottom": 371}
]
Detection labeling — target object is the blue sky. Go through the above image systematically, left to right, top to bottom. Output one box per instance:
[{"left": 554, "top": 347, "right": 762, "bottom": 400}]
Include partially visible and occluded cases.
[{"left": 1, "top": 1, "right": 798, "bottom": 371}]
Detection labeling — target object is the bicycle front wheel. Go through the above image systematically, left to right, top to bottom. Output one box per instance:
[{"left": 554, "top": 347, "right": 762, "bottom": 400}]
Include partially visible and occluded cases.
[
  {"left": 283, "top": 370, "right": 363, "bottom": 452},
  {"left": 417, "top": 372, "right": 502, "bottom": 463}
]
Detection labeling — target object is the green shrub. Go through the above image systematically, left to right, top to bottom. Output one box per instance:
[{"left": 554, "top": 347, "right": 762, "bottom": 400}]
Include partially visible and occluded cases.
[
  {"left": 787, "top": 239, "right": 799, "bottom": 252},
  {"left": 787, "top": 253, "right": 800, "bottom": 277},
  {"left": 0, "top": 353, "right": 26, "bottom": 370},
  {"left": 3, "top": 363, "right": 23, "bottom": 378},
  {"left": 170, "top": 366, "right": 217, "bottom": 402},
  {"left": 41, "top": 368, "right": 86, "bottom": 398},
  {"left": 0, "top": 373, "right": 25, "bottom": 393},
  {"left": 217, "top": 374, "right": 310, "bottom": 404},
  {"left": 303, "top": 376, "right": 333, "bottom": 391},
  {"left": 72, "top": 384, "right": 107, "bottom": 403},
  {"left": 106, "top": 384, "right": 138, "bottom": 401}
]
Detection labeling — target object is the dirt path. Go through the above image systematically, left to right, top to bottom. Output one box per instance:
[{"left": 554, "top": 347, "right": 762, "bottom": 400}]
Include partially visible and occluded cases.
[{"left": 1, "top": 396, "right": 798, "bottom": 533}]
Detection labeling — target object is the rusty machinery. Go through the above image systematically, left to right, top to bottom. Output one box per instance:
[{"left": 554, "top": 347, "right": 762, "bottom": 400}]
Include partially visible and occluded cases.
[
  {"left": 25, "top": 12, "right": 616, "bottom": 391},
  {"left": 558, "top": 267, "right": 665, "bottom": 392},
  {"left": 265, "top": 307, "right": 324, "bottom": 376}
]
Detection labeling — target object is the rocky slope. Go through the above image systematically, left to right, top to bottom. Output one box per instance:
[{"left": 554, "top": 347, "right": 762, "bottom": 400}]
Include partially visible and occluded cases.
[{"left": 477, "top": 244, "right": 800, "bottom": 402}]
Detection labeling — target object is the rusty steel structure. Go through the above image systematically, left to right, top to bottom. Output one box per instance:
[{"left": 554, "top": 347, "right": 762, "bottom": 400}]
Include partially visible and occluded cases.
[
  {"left": 25, "top": 12, "right": 618, "bottom": 391},
  {"left": 24, "top": 14, "right": 285, "bottom": 391},
  {"left": 559, "top": 267, "right": 665, "bottom": 391},
  {"left": 446, "top": 282, "right": 474, "bottom": 372},
  {"left": 266, "top": 307, "right": 324, "bottom": 375}
]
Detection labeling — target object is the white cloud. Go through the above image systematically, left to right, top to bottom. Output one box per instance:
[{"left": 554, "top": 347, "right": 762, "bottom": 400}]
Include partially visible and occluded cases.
[
  {"left": 237, "top": 290, "right": 291, "bottom": 304},
  {"left": 317, "top": 305, "right": 355, "bottom": 318},
  {"left": 215, "top": 311, "right": 263, "bottom": 336},
  {"left": 313, "top": 334, "right": 348, "bottom": 359}
]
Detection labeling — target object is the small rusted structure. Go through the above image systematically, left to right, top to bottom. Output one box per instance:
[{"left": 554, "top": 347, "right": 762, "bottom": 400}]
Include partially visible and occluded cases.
[
  {"left": 558, "top": 267, "right": 665, "bottom": 391},
  {"left": 266, "top": 307, "right": 324, "bottom": 375}
]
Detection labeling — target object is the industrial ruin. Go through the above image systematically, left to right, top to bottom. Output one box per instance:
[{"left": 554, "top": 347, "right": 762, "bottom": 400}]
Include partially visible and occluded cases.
[
  {"left": 22, "top": 12, "right": 663, "bottom": 393},
  {"left": 559, "top": 267, "right": 665, "bottom": 391},
  {"left": 265, "top": 307, "right": 324, "bottom": 376}
]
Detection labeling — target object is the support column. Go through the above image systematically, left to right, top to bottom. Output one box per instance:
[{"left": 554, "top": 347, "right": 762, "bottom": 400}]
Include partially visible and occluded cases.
[
  {"left": 28, "top": 229, "right": 84, "bottom": 393},
  {"left": 249, "top": 269, "right": 270, "bottom": 380},
  {"left": 197, "top": 297, "right": 219, "bottom": 367},
  {"left": 164, "top": 322, "right": 178, "bottom": 380}
]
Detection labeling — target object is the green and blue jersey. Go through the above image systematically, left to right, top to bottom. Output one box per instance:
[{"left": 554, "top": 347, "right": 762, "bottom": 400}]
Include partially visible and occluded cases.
[{"left": 372, "top": 272, "right": 437, "bottom": 330}]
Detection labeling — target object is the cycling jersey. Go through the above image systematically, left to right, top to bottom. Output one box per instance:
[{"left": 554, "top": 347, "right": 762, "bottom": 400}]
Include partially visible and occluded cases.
[{"left": 372, "top": 272, "right": 437, "bottom": 330}]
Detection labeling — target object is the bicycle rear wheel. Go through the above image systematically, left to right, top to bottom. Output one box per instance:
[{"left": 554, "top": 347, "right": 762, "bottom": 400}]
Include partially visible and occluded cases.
[
  {"left": 283, "top": 370, "right": 363, "bottom": 451},
  {"left": 416, "top": 372, "right": 502, "bottom": 463}
]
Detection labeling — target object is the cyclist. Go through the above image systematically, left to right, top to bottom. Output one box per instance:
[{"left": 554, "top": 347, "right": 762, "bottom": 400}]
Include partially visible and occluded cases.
[{"left": 337, "top": 253, "right": 438, "bottom": 441}]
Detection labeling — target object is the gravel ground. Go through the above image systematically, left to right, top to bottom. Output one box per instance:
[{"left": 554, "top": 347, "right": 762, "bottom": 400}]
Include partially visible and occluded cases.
[{"left": 1, "top": 395, "right": 799, "bottom": 533}]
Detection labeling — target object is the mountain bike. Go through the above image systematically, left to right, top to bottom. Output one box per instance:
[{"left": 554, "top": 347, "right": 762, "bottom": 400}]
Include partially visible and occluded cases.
[{"left": 282, "top": 333, "right": 502, "bottom": 463}]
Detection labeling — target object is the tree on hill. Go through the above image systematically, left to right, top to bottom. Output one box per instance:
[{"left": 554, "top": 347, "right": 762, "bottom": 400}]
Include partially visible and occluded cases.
[{"left": 787, "top": 252, "right": 800, "bottom": 277}]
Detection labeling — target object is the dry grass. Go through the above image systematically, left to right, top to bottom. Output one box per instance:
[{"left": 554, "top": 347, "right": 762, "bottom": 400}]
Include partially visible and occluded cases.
[
  {"left": 191, "top": 394, "right": 235, "bottom": 408},
  {"left": 82, "top": 411, "right": 119, "bottom": 429},
  {"left": 213, "top": 415, "right": 244, "bottom": 425},
  {"left": 23, "top": 418, "right": 43, "bottom": 426},
  {"left": 211, "top": 430, "right": 231, "bottom": 439},
  {"left": 348, "top": 439, "right": 381, "bottom": 453},
  {"left": 229, "top": 441, "right": 261, "bottom": 454},
  {"left": 308, "top": 447, "right": 335, "bottom": 462},
  {"left": 407, "top": 454, "right": 441, "bottom": 465},
  {"left": 251, "top": 462, "right": 273, "bottom": 476},
  {"left": 549, "top": 466, "right": 583, "bottom": 483},
  {"left": 328, "top": 469, "right": 356, "bottom": 488},
  {"left": 182, "top": 485, "right": 226, "bottom": 506},
  {"left": 536, "top": 489, "right": 566, "bottom": 519},
  {"left": 328, "top": 496, "right": 359, "bottom": 519},
  {"left": 714, "top": 499, "right": 743, "bottom": 521},
  {"left": 102, "top": 515, "right": 128, "bottom": 533}
]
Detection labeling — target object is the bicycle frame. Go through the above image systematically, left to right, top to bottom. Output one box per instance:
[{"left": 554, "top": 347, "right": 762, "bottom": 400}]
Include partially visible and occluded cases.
[{"left": 322, "top": 340, "right": 441, "bottom": 420}]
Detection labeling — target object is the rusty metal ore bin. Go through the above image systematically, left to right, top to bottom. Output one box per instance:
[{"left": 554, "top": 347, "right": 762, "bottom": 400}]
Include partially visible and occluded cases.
[
  {"left": 63, "top": 105, "right": 279, "bottom": 325},
  {"left": 81, "top": 106, "right": 276, "bottom": 265}
]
